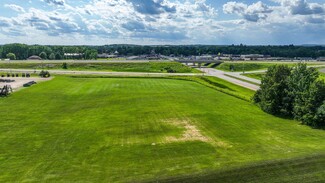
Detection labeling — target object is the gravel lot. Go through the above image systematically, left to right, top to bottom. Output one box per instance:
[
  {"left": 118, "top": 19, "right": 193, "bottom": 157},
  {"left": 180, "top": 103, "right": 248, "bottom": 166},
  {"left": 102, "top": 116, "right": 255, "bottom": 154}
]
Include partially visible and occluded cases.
[{"left": 0, "top": 77, "right": 52, "bottom": 91}]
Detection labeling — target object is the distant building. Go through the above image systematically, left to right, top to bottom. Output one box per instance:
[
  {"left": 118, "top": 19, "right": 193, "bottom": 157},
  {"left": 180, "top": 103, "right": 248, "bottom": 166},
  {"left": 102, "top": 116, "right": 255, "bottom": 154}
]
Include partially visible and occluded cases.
[
  {"left": 146, "top": 49, "right": 161, "bottom": 60},
  {"left": 64, "top": 53, "right": 84, "bottom": 59},
  {"left": 97, "top": 53, "right": 117, "bottom": 58},
  {"left": 227, "top": 54, "right": 242, "bottom": 60},
  {"left": 241, "top": 54, "right": 265, "bottom": 60},
  {"left": 28, "top": 55, "right": 42, "bottom": 60},
  {"left": 195, "top": 55, "right": 214, "bottom": 60},
  {"left": 126, "top": 56, "right": 142, "bottom": 60},
  {"left": 266, "top": 57, "right": 286, "bottom": 61},
  {"left": 295, "top": 57, "right": 313, "bottom": 61},
  {"left": 317, "top": 57, "right": 325, "bottom": 61}
]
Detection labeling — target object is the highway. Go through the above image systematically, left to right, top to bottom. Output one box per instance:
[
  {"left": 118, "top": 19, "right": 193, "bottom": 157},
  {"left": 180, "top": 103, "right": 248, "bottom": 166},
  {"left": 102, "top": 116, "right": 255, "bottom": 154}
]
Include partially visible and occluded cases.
[{"left": 198, "top": 68, "right": 260, "bottom": 91}]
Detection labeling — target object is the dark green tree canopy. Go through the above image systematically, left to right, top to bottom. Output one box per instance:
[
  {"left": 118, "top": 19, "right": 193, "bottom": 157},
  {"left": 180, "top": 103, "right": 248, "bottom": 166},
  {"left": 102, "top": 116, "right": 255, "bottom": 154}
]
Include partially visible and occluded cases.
[
  {"left": 1, "top": 44, "right": 325, "bottom": 60},
  {"left": 39, "top": 52, "right": 47, "bottom": 59},
  {"left": 6, "top": 53, "right": 16, "bottom": 60},
  {"left": 49, "top": 53, "right": 56, "bottom": 60},
  {"left": 254, "top": 63, "right": 325, "bottom": 128},
  {"left": 253, "top": 65, "right": 292, "bottom": 116}
]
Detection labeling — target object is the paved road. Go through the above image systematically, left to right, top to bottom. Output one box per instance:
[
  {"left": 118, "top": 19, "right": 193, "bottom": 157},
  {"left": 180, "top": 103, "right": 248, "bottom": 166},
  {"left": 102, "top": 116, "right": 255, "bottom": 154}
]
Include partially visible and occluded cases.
[
  {"left": 197, "top": 65, "right": 325, "bottom": 91},
  {"left": 0, "top": 68, "right": 203, "bottom": 77},
  {"left": 198, "top": 68, "right": 260, "bottom": 91}
]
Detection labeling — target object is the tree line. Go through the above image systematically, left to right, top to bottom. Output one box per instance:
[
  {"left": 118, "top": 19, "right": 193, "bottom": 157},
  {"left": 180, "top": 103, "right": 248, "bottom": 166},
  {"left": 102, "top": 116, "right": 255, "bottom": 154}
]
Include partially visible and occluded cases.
[
  {"left": 1, "top": 43, "right": 325, "bottom": 60},
  {"left": 0, "top": 44, "right": 98, "bottom": 60},
  {"left": 253, "top": 63, "right": 325, "bottom": 128}
]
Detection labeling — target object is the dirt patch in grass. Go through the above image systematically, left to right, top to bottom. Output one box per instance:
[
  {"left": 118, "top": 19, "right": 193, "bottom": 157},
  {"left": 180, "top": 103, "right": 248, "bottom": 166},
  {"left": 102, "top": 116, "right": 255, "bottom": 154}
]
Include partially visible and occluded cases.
[
  {"left": 0, "top": 77, "right": 52, "bottom": 91},
  {"left": 163, "top": 118, "right": 232, "bottom": 148},
  {"left": 164, "top": 118, "right": 210, "bottom": 143}
]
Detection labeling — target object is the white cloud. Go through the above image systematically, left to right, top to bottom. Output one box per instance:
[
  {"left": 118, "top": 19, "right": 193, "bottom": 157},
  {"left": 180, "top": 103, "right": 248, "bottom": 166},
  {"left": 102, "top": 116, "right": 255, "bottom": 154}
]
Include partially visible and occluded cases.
[
  {"left": 0, "top": 0, "right": 324, "bottom": 45},
  {"left": 43, "top": 0, "right": 65, "bottom": 6},
  {"left": 273, "top": 0, "right": 325, "bottom": 15},
  {"left": 223, "top": 1, "right": 272, "bottom": 22},
  {"left": 4, "top": 4, "right": 25, "bottom": 13},
  {"left": 0, "top": 17, "right": 12, "bottom": 27}
]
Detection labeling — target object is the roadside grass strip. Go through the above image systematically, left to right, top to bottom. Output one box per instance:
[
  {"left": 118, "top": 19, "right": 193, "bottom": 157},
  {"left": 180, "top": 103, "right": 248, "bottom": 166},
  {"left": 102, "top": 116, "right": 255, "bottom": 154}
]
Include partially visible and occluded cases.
[{"left": 223, "top": 74, "right": 260, "bottom": 85}]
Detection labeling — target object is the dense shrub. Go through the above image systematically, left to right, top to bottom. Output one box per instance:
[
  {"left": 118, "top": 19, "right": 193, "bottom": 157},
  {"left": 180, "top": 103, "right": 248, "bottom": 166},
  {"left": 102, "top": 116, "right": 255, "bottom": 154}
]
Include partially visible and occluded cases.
[
  {"left": 62, "top": 62, "right": 68, "bottom": 69},
  {"left": 254, "top": 63, "right": 325, "bottom": 128},
  {"left": 39, "top": 70, "right": 50, "bottom": 78}
]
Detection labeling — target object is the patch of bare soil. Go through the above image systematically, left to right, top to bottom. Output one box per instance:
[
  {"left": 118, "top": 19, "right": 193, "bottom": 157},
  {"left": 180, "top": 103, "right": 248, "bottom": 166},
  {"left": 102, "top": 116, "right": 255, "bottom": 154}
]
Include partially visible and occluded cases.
[
  {"left": 0, "top": 77, "right": 52, "bottom": 91},
  {"left": 163, "top": 118, "right": 232, "bottom": 148},
  {"left": 164, "top": 119, "right": 210, "bottom": 143}
]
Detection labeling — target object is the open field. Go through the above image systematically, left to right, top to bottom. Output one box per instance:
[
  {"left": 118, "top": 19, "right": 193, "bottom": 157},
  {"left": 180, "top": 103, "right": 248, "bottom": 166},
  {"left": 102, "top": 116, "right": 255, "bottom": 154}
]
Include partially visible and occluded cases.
[
  {"left": 0, "top": 61, "right": 199, "bottom": 73},
  {"left": 212, "top": 62, "right": 325, "bottom": 72},
  {"left": 243, "top": 69, "right": 325, "bottom": 81},
  {"left": 242, "top": 73, "right": 266, "bottom": 80},
  {"left": 0, "top": 76, "right": 324, "bottom": 182},
  {"left": 165, "top": 76, "right": 255, "bottom": 101},
  {"left": 155, "top": 154, "right": 325, "bottom": 182}
]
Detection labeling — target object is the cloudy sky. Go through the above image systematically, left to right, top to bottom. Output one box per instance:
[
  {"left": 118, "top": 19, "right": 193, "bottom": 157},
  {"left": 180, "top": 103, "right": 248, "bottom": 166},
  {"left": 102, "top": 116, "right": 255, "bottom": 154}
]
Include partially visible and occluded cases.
[{"left": 0, "top": 0, "right": 324, "bottom": 45}]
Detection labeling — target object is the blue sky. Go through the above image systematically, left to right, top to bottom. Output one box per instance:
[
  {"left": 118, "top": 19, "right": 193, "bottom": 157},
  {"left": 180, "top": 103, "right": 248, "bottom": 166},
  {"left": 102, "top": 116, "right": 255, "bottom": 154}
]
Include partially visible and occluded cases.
[{"left": 0, "top": 0, "right": 324, "bottom": 45}]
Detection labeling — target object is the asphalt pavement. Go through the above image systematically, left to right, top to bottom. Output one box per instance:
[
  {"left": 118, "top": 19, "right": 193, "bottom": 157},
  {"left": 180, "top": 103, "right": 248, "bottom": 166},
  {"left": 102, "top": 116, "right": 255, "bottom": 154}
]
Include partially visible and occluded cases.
[{"left": 198, "top": 68, "right": 260, "bottom": 91}]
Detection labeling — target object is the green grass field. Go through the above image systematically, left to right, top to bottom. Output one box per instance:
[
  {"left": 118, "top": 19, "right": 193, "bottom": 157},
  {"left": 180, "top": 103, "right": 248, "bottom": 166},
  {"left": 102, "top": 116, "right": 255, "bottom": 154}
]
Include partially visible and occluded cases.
[
  {"left": 0, "top": 61, "right": 200, "bottom": 73},
  {"left": 212, "top": 62, "right": 275, "bottom": 72},
  {"left": 243, "top": 70, "right": 325, "bottom": 81},
  {"left": 242, "top": 73, "right": 266, "bottom": 80},
  {"left": 224, "top": 74, "right": 260, "bottom": 85},
  {"left": 168, "top": 76, "right": 255, "bottom": 101},
  {"left": 0, "top": 77, "right": 324, "bottom": 182}
]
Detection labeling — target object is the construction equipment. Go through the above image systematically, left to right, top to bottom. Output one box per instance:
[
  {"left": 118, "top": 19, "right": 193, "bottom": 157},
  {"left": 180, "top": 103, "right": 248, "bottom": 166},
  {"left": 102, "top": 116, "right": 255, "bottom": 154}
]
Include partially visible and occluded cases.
[{"left": 0, "top": 85, "right": 13, "bottom": 97}]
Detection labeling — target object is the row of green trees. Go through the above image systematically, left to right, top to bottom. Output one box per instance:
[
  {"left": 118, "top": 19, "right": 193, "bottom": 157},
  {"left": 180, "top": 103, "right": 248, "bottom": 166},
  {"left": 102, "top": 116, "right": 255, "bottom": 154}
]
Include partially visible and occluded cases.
[
  {"left": 0, "top": 43, "right": 98, "bottom": 60},
  {"left": 1, "top": 43, "right": 325, "bottom": 60},
  {"left": 96, "top": 44, "right": 325, "bottom": 57},
  {"left": 253, "top": 64, "right": 325, "bottom": 128}
]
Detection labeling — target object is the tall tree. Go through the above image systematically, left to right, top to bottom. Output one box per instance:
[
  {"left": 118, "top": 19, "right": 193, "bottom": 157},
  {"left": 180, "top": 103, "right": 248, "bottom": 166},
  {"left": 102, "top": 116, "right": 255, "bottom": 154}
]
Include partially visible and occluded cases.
[
  {"left": 84, "top": 49, "right": 98, "bottom": 60},
  {"left": 39, "top": 52, "right": 47, "bottom": 59},
  {"left": 55, "top": 52, "right": 63, "bottom": 60},
  {"left": 6, "top": 53, "right": 16, "bottom": 60},
  {"left": 49, "top": 53, "right": 56, "bottom": 60},
  {"left": 253, "top": 65, "right": 292, "bottom": 116}
]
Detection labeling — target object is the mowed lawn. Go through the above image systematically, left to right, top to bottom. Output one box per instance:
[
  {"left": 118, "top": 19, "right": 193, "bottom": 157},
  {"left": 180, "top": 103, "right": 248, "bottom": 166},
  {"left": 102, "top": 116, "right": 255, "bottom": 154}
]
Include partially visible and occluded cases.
[
  {"left": 0, "top": 62, "right": 200, "bottom": 73},
  {"left": 213, "top": 62, "right": 324, "bottom": 72},
  {"left": 0, "top": 77, "right": 325, "bottom": 182}
]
